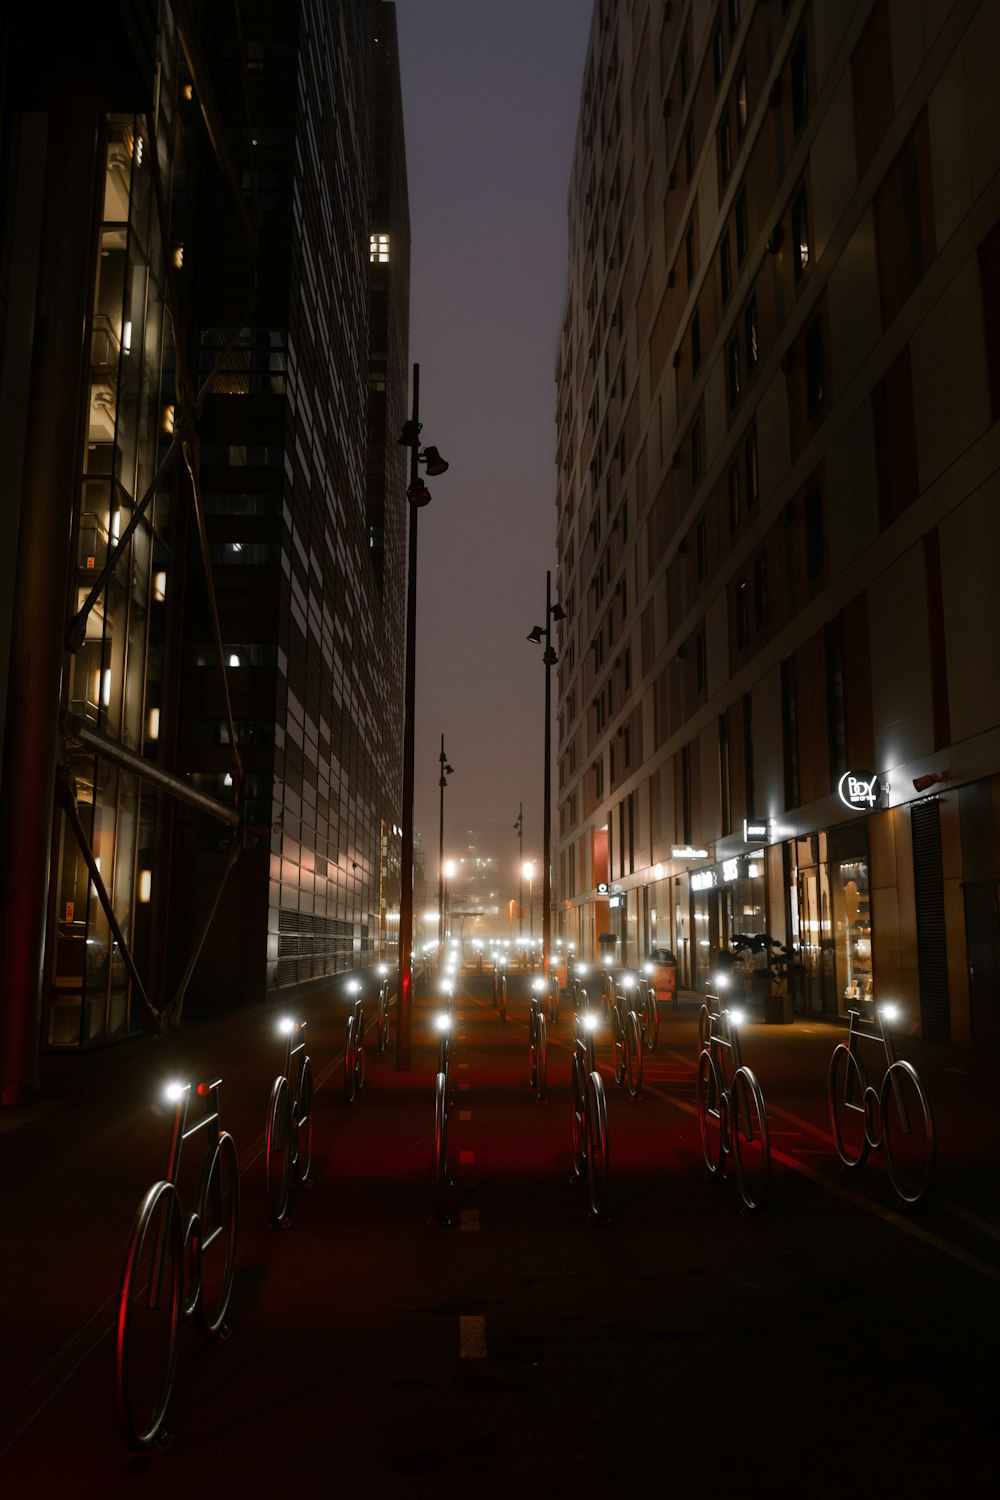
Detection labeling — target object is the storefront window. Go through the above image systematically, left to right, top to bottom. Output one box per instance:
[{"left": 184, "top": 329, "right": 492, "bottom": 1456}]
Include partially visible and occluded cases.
[{"left": 833, "top": 858, "right": 872, "bottom": 1013}]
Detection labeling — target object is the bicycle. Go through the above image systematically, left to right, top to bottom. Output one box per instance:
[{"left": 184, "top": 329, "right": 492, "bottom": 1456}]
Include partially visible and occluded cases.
[
  {"left": 376, "top": 965, "right": 392, "bottom": 1055},
  {"left": 498, "top": 968, "right": 508, "bottom": 1025},
  {"left": 547, "top": 970, "right": 560, "bottom": 1024},
  {"left": 611, "top": 974, "right": 643, "bottom": 1098},
  {"left": 639, "top": 976, "right": 659, "bottom": 1052},
  {"left": 344, "top": 979, "right": 366, "bottom": 1103},
  {"left": 528, "top": 980, "right": 548, "bottom": 1101},
  {"left": 697, "top": 1002, "right": 770, "bottom": 1213},
  {"left": 828, "top": 1003, "right": 935, "bottom": 1205},
  {"left": 569, "top": 1012, "right": 609, "bottom": 1220},
  {"left": 265, "top": 1018, "right": 314, "bottom": 1229},
  {"left": 432, "top": 1062, "right": 451, "bottom": 1226},
  {"left": 114, "top": 1078, "right": 240, "bottom": 1453}
]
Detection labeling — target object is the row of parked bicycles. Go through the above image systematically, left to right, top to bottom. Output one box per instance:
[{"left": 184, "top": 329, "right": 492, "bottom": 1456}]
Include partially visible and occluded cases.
[
  {"left": 540, "top": 960, "right": 935, "bottom": 1226},
  {"left": 114, "top": 967, "right": 396, "bottom": 1455}
]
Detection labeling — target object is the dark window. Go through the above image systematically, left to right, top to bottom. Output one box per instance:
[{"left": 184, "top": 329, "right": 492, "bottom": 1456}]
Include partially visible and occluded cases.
[
  {"left": 728, "top": 0, "right": 741, "bottom": 38},
  {"left": 713, "top": 19, "right": 725, "bottom": 86},
  {"left": 680, "top": 28, "right": 691, "bottom": 99},
  {"left": 791, "top": 28, "right": 808, "bottom": 131},
  {"left": 736, "top": 60, "right": 748, "bottom": 136},
  {"left": 718, "top": 111, "right": 732, "bottom": 184},
  {"left": 685, "top": 120, "right": 695, "bottom": 182},
  {"left": 791, "top": 182, "right": 810, "bottom": 280},
  {"left": 735, "top": 187, "right": 749, "bottom": 263},
  {"left": 685, "top": 217, "right": 695, "bottom": 284},
  {"left": 977, "top": 217, "right": 1000, "bottom": 423},
  {"left": 720, "top": 228, "right": 732, "bottom": 302},
  {"left": 745, "top": 295, "right": 758, "bottom": 376},
  {"left": 691, "top": 308, "right": 701, "bottom": 374},
  {"left": 804, "top": 317, "right": 824, "bottom": 416},
  {"left": 727, "top": 335, "right": 741, "bottom": 410},
  {"left": 691, "top": 413, "right": 702, "bottom": 482},
  {"left": 745, "top": 425, "right": 759, "bottom": 510},
  {"left": 727, "top": 459, "right": 741, "bottom": 531},
  {"left": 804, "top": 477, "right": 824, "bottom": 585},
  {"left": 696, "top": 515, "right": 707, "bottom": 580},
  {"left": 753, "top": 552, "right": 767, "bottom": 631},
  {"left": 735, "top": 575, "right": 749, "bottom": 649},
  {"left": 825, "top": 616, "right": 847, "bottom": 782},
  {"left": 695, "top": 628, "right": 707, "bottom": 694},
  {"left": 781, "top": 656, "right": 800, "bottom": 807},
  {"left": 742, "top": 691, "right": 755, "bottom": 816},
  {"left": 719, "top": 713, "right": 732, "bottom": 835},
  {"left": 681, "top": 743, "right": 692, "bottom": 842}
]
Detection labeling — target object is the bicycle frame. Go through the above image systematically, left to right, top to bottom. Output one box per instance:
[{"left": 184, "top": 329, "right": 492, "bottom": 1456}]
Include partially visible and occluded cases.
[
  {"left": 844, "top": 1006, "right": 911, "bottom": 1129},
  {"left": 149, "top": 1079, "right": 223, "bottom": 1308}
]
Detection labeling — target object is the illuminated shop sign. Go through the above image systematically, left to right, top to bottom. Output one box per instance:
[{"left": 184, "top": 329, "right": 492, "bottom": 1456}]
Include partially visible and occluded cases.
[
  {"left": 837, "top": 770, "right": 888, "bottom": 812},
  {"left": 743, "top": 820, "right": 769, "bottom": 842},
  {"left": 672, "top": 846, "right": 709, "bottom": 859},
  {"left": 722, "top": 858, "right": 740, "bottom": 882},
  {"left": 691, "top": 870, "right": 717, "bottom": 891},
  {"left": 596, "top": 882, "right": 610, "bottom": 895},
  {"left": 609, "top": 895, "right": 622, "bottom": 908}
]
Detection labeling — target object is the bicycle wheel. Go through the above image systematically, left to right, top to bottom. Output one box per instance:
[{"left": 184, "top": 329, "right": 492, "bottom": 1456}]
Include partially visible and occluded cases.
[
  {"left": 499, "top": 976, "right": 507, "bottom": 1024},
  {"left": 549, "top": 983, "right": 559, "bottom": 1025},
  {"left": 645, "top": 988, "right": 659, "bottom": 1052},
  {"left": 378, "top": 991, "right": 390, "bottom": 1054},
  {"left": 697, "top": 1004, "right": 712, "bottom": 1056},
  {"left": 612, "top": 1007, "right": 625, "bottom": 1087},
  {"left": 625, "top": 1009, "right": 643, "bottom": 1098},
  {"left": 528, "top": 1012, "right": 538, "bottom": 1090},
  {"left": 535, "top": 1012, "right": 548, "bottom": 1102},
  {"left": 356, "top": 1015, "right": 366, "bottom": 1093},
  {"left": 344, "top": 1016, "right": 357, "bottom": 1104},
  {"left": 827, "top": 1044, "right": 870, "bottom": 1170},
  {"left": 696, "top": 1048, "right": 725, "bottom": 1174},
  {"left": 570, "top": 1052, "right": 587, "bottom": 1179},
  {"left": 292, "top": 1055, "right": 314, "bottom": 1186},
  {"left": 881, "top": 1060, "right": 936, "bottom": 1206},
  {"left": 730, "top": 1066, "right": 770, "bottom": 1213},
  {"left": 433, "top": 1071, "right": 448, "bottom": 1223},
  {"left": 585, "top": 1071, "right": 610, "bottom": 1221},
  {"left": 265, "top": 1075, "right": 292, "bottom": 1228},
  {"left": 193, "top": 1131, "right": 240, "bottom": 1339},
  {"left": 115, "top": 1180, "right": 183, "bottom": 1453}
]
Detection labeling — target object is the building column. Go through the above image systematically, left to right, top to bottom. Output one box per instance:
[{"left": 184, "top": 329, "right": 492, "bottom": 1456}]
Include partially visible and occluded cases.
[{"left": 0, "top": 58, "right": 101, "bottom": 1104}]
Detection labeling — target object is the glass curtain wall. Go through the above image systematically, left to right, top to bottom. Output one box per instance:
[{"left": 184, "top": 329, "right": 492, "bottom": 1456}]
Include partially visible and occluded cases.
[{"left": 50, "top": 50, "right": 178, "bottom": 1045}]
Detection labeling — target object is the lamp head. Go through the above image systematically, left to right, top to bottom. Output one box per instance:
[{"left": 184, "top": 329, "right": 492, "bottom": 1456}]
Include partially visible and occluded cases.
[
  {"left": 398, "top": 419, "right": 420, "bottom": 447},
  {"left": 421, "top": 445, "right": 449, "bottom": 476},
  {"left": 407, "top": 481, "right": 431, "bottom": 507},
  {"left": 551, "top": 603, "right": 567, "bottom": 621},
  {"left": 526, "top": 626, "right": 545, "bottom": 643}
]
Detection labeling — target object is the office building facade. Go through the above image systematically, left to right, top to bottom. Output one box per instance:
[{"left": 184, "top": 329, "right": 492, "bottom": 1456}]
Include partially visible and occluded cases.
[
  {"left": 0, "top": 0, "right": 408, "bottom": 1097},
  {"left": 554, "top": 0, "right": 1000, "bottom": 1050}
]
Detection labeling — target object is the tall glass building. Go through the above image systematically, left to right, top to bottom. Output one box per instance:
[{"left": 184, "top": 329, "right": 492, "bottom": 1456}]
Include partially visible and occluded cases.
[
  {"left": 0, "top": 0, "right": 409, "bottom": 1097},
  {"left": 554, "top": 0, "right": 1000, "bottom": 1051}
]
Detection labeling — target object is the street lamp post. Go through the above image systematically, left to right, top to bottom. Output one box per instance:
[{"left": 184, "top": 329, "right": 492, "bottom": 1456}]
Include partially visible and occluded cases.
[
  {"left": 397, "top": 364, "right": 449, "bottom": 1069},
  {"left": 526, "top": 570, "right": 565, "bottom": 981},
  {"left": 437, "top": 734, "right": 454, "bottom": 965},
  {"left": 514, "top": 802, "right": 523, "bottom": 938},
  {"left": 522, "top": 860, "right": 535, "bottom": 943}
]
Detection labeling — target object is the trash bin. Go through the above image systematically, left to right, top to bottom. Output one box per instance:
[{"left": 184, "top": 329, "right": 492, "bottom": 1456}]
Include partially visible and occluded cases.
[{"left": 646, "top": 948, "right": 678, "bottom": 1010}]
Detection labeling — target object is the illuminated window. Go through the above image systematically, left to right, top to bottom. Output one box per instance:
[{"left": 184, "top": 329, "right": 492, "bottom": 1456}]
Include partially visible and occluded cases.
[{"left": 369, "top": 233, "right": 389, "bottom": 263}]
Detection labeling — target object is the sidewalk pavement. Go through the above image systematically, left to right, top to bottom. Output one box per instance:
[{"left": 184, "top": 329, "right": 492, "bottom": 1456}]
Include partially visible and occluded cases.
[{"left": 1, "top": 966, "right": 999, "bottom": 1490}]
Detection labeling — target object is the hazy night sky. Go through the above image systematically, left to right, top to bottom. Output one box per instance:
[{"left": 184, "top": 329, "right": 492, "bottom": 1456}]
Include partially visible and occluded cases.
[{"left": 393, "top": 2, "right": 593, "bottom": 894}]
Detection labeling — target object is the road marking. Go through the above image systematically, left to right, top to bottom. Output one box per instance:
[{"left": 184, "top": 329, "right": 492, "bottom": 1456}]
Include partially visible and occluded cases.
[
  {"left": 458, "top": 1062, "right": 469, "bottom": 1070},
  {"left": 460, "top": 1083, "right": 470, "bottom": 1092},
  {"left": 459, "top": 1110, "right": 472, "bottom": 1121},
  {"left": 459, "top": 1149, "right": 475, "bottom": 1165},
  {"left": 460, "top": 1210, "right": 480, "bottom": 1232},
  {"left": 460, "top": 1315, "right": 487, "bottom": 1358}
]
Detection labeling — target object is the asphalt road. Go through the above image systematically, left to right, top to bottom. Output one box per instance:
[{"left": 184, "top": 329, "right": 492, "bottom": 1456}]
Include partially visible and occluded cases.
[{"left": 1, "top": 969, "right": 998, "bottom": 1494}]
